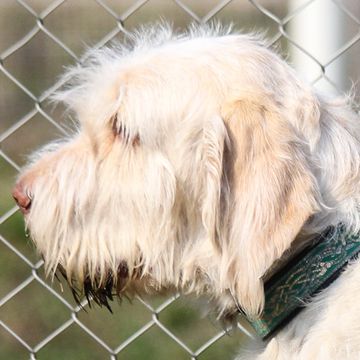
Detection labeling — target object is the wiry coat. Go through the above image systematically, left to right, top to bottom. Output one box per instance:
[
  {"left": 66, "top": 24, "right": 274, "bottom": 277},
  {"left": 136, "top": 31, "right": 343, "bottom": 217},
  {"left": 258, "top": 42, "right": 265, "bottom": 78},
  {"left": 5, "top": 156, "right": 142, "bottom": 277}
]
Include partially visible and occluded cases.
[{"left": 15, "top": 24, "right": 360, "bottom": 359}]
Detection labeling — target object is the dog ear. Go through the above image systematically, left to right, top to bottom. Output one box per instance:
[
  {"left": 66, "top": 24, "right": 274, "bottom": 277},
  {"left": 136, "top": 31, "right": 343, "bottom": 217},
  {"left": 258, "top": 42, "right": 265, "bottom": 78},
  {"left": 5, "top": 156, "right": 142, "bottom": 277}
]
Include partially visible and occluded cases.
[
  {"left": 218, "top": 97, "right": 319, "bottom": 317},
  {"left": 199, "top": 116, "right": 231, "bottom": 252}
]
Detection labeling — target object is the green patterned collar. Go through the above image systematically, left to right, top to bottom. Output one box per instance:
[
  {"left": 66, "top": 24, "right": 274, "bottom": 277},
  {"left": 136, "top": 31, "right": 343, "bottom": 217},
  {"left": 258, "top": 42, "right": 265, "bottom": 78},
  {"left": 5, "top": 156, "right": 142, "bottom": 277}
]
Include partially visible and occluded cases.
[{"left": 247, "top": 225, "right": 360, "bottom": 339}]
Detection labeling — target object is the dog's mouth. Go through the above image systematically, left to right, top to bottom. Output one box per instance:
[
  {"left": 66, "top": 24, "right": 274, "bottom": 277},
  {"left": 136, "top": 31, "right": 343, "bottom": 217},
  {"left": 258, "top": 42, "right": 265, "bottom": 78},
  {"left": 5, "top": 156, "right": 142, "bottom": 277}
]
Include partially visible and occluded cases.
[{"left": 55, "top": 262, "right": 132, "bottom": 312}]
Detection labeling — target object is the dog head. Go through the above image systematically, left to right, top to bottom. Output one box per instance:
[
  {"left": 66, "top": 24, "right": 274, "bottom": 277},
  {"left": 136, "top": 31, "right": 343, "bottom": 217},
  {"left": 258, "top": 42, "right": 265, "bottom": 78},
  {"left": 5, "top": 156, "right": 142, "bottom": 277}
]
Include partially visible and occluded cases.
[{"left": 13, "top": 24, "right": 331, "bottom": 319}]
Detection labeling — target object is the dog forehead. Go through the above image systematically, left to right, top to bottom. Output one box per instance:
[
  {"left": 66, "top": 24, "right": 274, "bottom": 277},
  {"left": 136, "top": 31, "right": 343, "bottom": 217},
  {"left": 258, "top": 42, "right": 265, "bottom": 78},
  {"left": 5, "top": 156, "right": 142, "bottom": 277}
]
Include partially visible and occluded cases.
[
  {"left": 55, "top": 32, "right": 277, "bottom": 141},
  {"left": 95, "top": 34, "right": 259, "bottom": 88},
  {"left": 120, "top": 34, "right": 264, "bottom": 81},
  {"left": 74, "top": 39, "right": 235, "bottom": 130}
]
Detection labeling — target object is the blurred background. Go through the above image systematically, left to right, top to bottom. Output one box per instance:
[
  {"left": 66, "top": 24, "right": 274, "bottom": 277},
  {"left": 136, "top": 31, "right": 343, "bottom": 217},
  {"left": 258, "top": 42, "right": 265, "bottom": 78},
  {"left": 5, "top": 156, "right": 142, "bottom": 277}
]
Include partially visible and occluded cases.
[{"left": 0, "top": 0, "right": 359, "bottom": 359}]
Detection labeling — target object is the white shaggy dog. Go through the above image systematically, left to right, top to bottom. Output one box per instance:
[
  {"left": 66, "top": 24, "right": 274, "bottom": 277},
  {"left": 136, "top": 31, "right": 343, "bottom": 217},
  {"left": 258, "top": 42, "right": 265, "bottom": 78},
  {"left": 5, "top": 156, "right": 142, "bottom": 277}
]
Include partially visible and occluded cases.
[{"left": 12, "top": 24, "right": 360, "bottom": 359}]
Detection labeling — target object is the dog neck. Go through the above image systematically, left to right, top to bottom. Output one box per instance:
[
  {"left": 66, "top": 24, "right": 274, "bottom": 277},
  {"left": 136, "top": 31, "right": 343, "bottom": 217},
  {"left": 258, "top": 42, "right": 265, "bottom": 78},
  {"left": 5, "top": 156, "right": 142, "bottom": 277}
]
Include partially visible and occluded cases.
[{"left": 247, "top": 224, "right": 360, "bottom": 338}]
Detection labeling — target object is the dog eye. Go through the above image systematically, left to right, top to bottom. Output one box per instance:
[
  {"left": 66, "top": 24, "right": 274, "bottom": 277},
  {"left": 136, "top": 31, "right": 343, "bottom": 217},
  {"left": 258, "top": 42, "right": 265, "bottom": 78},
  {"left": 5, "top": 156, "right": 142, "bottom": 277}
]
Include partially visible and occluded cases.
[
  {"left": 111, "top": 114, "right": 140, "bottom": 146},
  {"left": 111, "top": 114, "right": 121, "bottom": 135},
  {"left": 111, "top": 114, "right": 127, "bottom": 139}
]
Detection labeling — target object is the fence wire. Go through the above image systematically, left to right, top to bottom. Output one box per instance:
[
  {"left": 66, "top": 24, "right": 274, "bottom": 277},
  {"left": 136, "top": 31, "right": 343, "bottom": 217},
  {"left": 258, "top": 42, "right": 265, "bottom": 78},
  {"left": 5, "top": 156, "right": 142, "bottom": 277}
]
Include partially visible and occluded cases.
[{"left": 0, "top": 0, "right": 359, "bottom": 359}]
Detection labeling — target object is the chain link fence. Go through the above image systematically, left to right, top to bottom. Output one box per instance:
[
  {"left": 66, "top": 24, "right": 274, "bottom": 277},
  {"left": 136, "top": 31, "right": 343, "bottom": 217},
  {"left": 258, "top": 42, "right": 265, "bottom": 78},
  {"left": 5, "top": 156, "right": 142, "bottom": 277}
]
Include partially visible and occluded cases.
[{"left": 0, "top": 0, "right": 359, "bottom": 359}]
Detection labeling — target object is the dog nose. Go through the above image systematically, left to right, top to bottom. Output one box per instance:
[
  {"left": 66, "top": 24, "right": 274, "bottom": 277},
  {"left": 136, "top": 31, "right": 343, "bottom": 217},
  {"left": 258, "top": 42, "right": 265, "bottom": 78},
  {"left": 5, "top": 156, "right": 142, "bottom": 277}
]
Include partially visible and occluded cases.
[{"left": 12, "top": 183, "right": 32, "bottom": 214}]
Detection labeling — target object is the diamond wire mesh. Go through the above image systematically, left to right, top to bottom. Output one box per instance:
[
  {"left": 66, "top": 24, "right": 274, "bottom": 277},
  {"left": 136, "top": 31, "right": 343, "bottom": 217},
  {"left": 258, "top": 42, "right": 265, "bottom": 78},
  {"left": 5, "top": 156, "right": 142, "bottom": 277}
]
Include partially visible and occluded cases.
[{"left": 0, "top": 0, "right": 359, "bottom": 359}]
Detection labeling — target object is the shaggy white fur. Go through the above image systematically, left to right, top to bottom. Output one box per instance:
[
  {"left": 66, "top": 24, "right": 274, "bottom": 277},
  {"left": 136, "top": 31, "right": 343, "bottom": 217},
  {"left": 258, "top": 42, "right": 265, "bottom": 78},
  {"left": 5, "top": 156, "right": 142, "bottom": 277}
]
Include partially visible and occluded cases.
[{"left": 13, "top": 24, "right": 360, "bottom": 359}]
